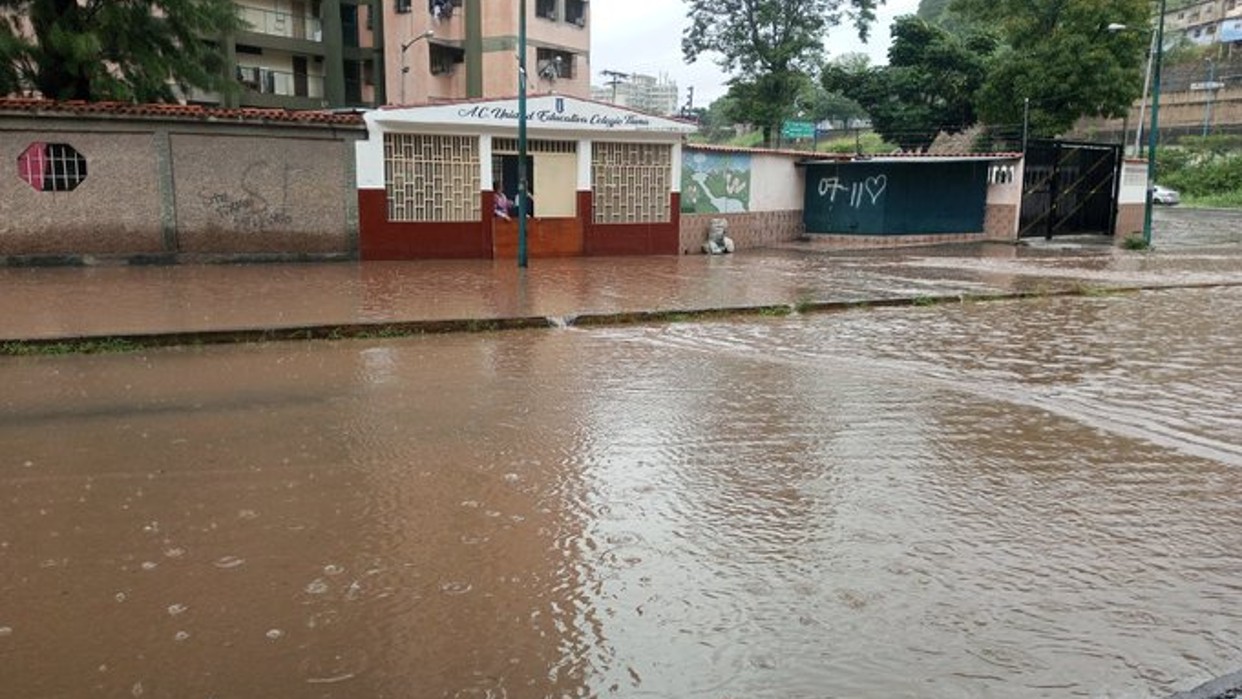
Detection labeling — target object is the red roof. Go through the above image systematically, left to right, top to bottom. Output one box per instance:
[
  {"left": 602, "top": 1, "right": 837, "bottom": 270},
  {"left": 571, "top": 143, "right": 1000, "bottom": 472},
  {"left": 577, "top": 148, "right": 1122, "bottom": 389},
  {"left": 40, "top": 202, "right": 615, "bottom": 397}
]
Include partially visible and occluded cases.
[{"left": 0, "top": 98, "right": 365, "bottom": 127}]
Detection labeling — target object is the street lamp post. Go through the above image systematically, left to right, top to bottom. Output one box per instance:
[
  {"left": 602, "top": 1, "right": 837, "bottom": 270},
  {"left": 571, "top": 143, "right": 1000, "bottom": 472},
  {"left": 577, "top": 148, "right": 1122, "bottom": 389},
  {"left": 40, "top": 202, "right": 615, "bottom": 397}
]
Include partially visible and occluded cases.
[
  {"left": 517, "top": 0, "right": 529, "bottom": 268},
  {"left": 1142, "top": 0, "right": 1167, "bottom": 247},
  {"left": 1107, "top": 22, "right": 1156, "bottom": 158},
  {"left": 1135, "top": 26, "right": 1157, "bottom": 156},
  {"left": 399, "top": 30, "right": 434, "bottom": 105},
  {"left": 1204, "top": 57, "right": 1217, "bottom": 136}
]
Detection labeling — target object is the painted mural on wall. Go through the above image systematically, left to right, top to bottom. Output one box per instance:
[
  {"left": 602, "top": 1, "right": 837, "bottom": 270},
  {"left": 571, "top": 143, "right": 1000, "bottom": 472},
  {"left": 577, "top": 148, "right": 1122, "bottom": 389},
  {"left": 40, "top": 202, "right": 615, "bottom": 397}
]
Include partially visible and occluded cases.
[{"left": 681, "top": 151, "right": 751, "bottom": 214}]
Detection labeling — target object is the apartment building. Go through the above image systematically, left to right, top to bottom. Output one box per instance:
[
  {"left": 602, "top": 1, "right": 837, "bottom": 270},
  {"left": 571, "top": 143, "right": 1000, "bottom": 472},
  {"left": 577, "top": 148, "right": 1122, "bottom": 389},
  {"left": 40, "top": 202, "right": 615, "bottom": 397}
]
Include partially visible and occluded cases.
[
  {"left": 192, "top": 0, "right": 384, "bottom": 109},
  {"left": 203, "top": 0, "right": 589, "bottom": 110},
  {"left": 385, "top": 0, "right": 590, "bottom": 105},
  {"left": 1164, "top": 0, "right": 1242, "bottom": 46},
  {"left": 591, "top": 73, "right": 680, "bottom": 116}
]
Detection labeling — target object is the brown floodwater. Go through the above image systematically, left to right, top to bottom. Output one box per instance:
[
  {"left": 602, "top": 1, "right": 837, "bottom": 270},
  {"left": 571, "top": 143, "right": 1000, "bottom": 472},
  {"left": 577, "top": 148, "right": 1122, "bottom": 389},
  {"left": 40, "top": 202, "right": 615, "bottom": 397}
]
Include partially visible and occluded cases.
[{"left": 2, "top": 287, "right": 1240, "bottom": 698}]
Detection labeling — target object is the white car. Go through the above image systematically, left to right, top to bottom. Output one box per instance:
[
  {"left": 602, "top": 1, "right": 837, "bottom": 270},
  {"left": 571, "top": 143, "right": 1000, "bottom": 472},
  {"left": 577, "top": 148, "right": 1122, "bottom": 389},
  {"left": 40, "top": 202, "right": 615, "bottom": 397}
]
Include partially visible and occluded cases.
[{"left": 1152, "top": 184, "right": 1180, "bottom": 206}]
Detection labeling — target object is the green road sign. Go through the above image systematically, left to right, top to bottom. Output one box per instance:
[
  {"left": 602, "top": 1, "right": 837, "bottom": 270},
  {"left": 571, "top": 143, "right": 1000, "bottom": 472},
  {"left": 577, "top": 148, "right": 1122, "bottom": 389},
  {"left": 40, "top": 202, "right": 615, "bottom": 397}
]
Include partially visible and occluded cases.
[{"left": 781, "top": 120, "right": 816, "bottom": 139}]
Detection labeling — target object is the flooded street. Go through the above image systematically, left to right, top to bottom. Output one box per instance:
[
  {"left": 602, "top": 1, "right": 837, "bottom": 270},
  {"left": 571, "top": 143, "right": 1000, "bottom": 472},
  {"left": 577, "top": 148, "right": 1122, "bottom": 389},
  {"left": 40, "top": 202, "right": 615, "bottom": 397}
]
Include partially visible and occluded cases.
[{"left": 2, "top": 286, "right": 1240, "bottom": 698}]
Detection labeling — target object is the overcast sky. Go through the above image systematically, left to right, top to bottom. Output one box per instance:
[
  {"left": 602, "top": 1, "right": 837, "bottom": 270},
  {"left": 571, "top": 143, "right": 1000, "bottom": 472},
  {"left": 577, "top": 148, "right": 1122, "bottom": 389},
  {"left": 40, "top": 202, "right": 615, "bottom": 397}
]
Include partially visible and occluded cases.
[{"left": 590, "top": 0, "right": 923, "bottom": 107}]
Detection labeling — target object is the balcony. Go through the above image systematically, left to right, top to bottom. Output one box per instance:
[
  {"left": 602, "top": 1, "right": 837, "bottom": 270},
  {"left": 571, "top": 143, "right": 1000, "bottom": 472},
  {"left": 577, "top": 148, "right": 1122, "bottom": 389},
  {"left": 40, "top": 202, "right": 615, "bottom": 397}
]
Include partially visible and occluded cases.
[
  {"left": 237, "top": 5, "right": 322, "bottom": 41},
  {"left": 236, "top": 65, "right": 325, "bottom": 100}
]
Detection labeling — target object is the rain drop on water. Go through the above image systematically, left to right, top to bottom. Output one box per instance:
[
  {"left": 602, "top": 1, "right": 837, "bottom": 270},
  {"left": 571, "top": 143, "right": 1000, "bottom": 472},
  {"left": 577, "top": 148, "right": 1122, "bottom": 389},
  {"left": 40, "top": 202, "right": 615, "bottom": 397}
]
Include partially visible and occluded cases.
[
  {"left": 213, "top": 556, "right": 245, "bottom": 569},
  {"left": 140, "top": 561, "right": 158, "bottom": 571},
  {"left": 323, "top": 564, "right": 344, "bottom": 576},
  {"left": 304, "top": 579, "right": 330, "bottom": 595},
  {"left": 439, "top": 581, "right": 473, "bottom": 596},
  {"left": 167, "top": 604, "right": 187, "bottom": 616},
  {"left": 0, "top": 626, "right": 12, "bottom": 637},
  {"left": 266, "top": 629, "right": 285, "bottom": 640},
  {"left": 174, "top": 631, "right": 190, "bottom": 642}
]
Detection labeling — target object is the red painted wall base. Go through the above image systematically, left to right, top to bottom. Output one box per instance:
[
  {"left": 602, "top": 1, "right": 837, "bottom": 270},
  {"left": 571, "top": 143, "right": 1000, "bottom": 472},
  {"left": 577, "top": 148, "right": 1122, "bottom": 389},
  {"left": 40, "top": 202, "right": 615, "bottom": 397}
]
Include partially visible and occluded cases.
[{"left": 358, "top": 190, "right": 682, "bottom": 260}]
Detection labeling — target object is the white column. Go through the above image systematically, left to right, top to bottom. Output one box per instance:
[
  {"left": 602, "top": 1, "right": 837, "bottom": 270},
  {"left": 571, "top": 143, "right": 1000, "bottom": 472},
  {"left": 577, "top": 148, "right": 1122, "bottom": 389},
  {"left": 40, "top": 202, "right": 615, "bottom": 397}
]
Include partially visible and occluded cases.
[
  {"left": 355, "top": 118, "right": 386, "bottom": 190},
  {"left": 480, "top": 134, "right": 494, "bottom": 190},
  {"left": 577, "top": 139, "right": 592, "bottom": 190},
  {"left": 670, "top": 142, "right": 683, "bottom": 193}
]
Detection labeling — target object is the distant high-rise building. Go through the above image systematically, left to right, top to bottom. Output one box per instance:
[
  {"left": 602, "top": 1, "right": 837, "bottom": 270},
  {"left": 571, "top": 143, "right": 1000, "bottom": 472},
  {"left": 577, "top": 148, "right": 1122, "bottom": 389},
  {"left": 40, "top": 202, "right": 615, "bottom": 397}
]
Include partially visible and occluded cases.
[{"left": 592, "top": 72, "right": 679, "bottom": 116}]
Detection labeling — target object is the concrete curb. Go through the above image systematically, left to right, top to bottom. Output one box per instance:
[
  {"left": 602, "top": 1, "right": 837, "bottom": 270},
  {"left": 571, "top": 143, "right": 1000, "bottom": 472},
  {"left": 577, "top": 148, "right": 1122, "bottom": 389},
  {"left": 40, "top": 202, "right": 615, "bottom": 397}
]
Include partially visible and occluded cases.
[
  {"left": 4, "top": 282, "right": 1241, "bottom": 355},
  {"left": 0, "top": 284, "right": 1188, "bottom": 355},
  {"left": 1168, "top": 669, "right": 1242, "bottom": 699}
]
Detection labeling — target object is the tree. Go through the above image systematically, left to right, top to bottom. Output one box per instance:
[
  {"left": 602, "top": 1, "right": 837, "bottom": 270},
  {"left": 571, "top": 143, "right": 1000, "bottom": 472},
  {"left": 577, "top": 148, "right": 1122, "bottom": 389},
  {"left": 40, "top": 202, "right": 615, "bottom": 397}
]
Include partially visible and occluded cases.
[
  {"left": 0, "top": 0, "right": 242, "bottom": 102},
  {"left": 682, "top": 0, "right": 880, "bottom": 147},
  {"left": 915, "top": 0, "right": 951, "bottom": 23},
  {"left": 953, "top": 0, "right": 1148, "bottom": 137},
  {"left": 822, "top": 16, "right": 996, "bottom": 151},
  {"left": 804, "top": 83, "right": 868, "bottom": 129},
  {"left": 690, "top": 95, "right": 743, "bottom": 144}
]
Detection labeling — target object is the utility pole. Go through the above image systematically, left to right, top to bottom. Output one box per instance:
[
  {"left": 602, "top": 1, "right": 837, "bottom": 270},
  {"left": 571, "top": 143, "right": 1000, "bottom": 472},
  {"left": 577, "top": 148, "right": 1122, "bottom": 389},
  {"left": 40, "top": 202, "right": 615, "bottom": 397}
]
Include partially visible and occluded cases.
[{"left": 602, "top": 69, "right": 629, "bottom": 103}]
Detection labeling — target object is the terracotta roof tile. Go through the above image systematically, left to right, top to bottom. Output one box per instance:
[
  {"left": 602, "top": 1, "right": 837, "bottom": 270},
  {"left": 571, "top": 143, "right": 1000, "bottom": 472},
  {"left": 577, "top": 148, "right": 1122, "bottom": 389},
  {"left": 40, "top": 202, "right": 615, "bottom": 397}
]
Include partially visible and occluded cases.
[{"left": 0, "top": 98, "right": 365, "bottom": 127}]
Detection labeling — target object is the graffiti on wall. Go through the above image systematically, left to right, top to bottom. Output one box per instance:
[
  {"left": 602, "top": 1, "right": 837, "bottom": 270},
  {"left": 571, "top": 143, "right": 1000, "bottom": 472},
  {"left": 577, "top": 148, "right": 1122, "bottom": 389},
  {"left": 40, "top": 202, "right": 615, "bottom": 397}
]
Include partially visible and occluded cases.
[
  {"left": 681, "top": 151, "right": 751, "bottom": 214},
  {"left": 199, "top": 160, "right": 294, "bottom": 232},
  {"left": 817, "top": 174, "right": 887, "bottom": 209}
]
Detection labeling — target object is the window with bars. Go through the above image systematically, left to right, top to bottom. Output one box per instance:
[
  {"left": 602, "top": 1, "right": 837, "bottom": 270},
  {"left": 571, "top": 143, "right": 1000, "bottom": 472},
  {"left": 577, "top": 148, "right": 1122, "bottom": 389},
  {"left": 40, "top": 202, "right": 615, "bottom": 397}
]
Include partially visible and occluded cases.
[
  {"left": 566, "top": 0, "right": 586, "bottom": 27},
  {"left": 535, "top": 47, "right": 575, "bottom": 81},
  {"left": 384, "top": 134, "right": 480, "bottom": 222},
  {"left": 17, "top": 142, "right": 88, "bottom": 192},
  {"left": 591, "top": 143, "right": 671, "bottom": 224}
]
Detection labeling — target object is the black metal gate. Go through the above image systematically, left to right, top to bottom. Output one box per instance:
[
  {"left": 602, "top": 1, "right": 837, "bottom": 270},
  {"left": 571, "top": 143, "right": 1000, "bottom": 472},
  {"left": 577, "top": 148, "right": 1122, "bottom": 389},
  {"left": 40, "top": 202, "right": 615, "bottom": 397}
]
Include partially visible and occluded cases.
[{"left": 1019, "top": 139, "right": 1122, "bottom": 239}]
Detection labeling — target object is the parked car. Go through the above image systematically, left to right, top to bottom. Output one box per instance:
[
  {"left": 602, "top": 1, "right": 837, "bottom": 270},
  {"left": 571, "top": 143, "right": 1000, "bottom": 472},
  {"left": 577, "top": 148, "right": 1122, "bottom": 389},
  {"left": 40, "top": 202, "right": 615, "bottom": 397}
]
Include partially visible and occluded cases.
[{"left": 1152, "top": 184, "right": 1180, "bottom": 206}]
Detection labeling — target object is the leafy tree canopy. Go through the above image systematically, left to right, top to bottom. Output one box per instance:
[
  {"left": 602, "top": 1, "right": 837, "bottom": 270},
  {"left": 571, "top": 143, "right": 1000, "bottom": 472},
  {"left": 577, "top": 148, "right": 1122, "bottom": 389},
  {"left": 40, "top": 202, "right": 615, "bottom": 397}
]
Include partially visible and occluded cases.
[
  {"left": 1, "top": 0, "right": 242, "bottom": 102},
  {"left": 682, "top": 0, "right": 882, "bottom": 146},
  {"left": 952, "top": 0, "right": 1148, "bottom": 136},
  {"left": 822, "top": 16, "right": 996, "bottom": 150}
]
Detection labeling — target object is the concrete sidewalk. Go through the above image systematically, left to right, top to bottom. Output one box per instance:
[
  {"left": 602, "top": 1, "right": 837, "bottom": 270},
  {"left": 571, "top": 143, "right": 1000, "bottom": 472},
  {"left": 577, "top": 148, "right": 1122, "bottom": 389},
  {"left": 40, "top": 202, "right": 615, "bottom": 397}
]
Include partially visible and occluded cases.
[{"left": 2, "top": 241, "right": 1242, "bottom": 346}]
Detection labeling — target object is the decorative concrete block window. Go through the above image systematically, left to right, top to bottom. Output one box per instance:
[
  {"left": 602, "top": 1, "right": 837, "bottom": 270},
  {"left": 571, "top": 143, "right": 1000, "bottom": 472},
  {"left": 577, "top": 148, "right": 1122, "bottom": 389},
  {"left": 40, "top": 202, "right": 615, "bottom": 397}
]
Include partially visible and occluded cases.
[
  {"left": 535, "top": 0, "right": 557, "bottom": 20},
  {"left": 384, "top": 134, "right": 480, "bottom": 222},
  {"left": 17, "top": 142, "right": 87, "bottom": 192},
  {"left": 592, "top": 143, "right": 671, "bottom": 224}
]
